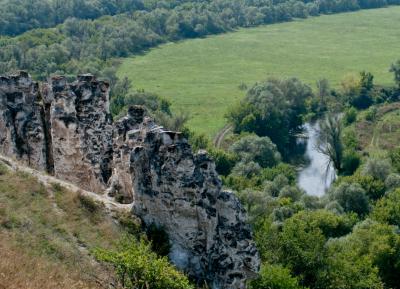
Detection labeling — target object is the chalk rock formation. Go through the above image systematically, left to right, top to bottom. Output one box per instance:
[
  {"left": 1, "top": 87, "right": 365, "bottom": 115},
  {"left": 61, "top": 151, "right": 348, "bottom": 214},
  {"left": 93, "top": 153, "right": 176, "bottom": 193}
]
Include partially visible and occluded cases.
[
  {"left": 0, "top": 72, "right": 260, "bottom": 289},
  {"left": 0, "top": 72, "right": 48, "bottom": 171},
  {"left": 41, "top": 74, "right": 113, "bottom": 192},
  {"left": 110, "top": 106, "right": 259, "bottom": 287}
]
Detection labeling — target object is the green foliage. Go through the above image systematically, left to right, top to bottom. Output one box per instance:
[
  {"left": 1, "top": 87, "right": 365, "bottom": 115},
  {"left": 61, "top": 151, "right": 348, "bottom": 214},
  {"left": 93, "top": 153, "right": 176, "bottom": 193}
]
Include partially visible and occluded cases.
[
  {"left": 0, "top": 0, "right": 144, "bottom": 36},
  {"left": 390, "top": 59, "right": 400, "bottom": 88},
  {"left": 343, "top": 71, "right": 374, "bottom": 109},
  {"left": 227, "top": 78, "right": 312, "bottom": 156},
  {"left": 365, "top": 106, "right": 378, "bottom": 121},
  {"left": 344, "top": 107, "right": 358, "bottom": 125},
  {"left": 317, "top": 114, "right": 344, "bottom": 173},
  {"left": 343, "top": 129, "right": 359, "bottom": 150},
  {"left": 186, "top": 130, "right": 211, "bottom": 152},
  {"left": 229, "top": 134, "right": 281, "bottom": 168},
  {"left": 389, "top": 146, "right": 400, "bottom": 172},
  {"left": 209, "top": 148, "right": 238, "bottom": 176},
  {"left": 341, "top": 150, "right": 361, "bottom": 176},
  {"left": 362, "top": 158, "right": 392, "bottom": 181},
  {"left": 231, "top": 161, "right": 262, "bottom": 178},
  {"left": 223, "top": 163, "right": 297, "bottom": 192},
  {"left": 260, "top": 164, "right": 298, "bottom": 185},
  {"left": 385, "top": 173, "right": 400, "bottom": 191},
  {"left": 339, "top": 174, "right": 385, "bottom": 200},
  {"left": 329, "top": 182, "right": 370, "bottom": 216},
  {"left": 372, "top": 189, "right": 400, "bottom": 227},
  {"left": 77, "top": 193, "right": 102, "bottom": 214},
  {"left": 278, "top": 210, "right": 356, "bottom": 286},
  {"left": 116, "top": 212, "right": 142, "bottom": 235},
  {"left": 341, "top": 220, "right": 400, "bottom": 289},
  {"left": 146, "top": 224, "right": 171, "bottom": 257},
  {"left": 94, "top": 237, "right": 193, "bottom": 289},
  {"left": 321, "top": 238, "right": 384, "bottom": 289},
  {"left": 250, "top": 264, "right": 305, "bottom": 289}
]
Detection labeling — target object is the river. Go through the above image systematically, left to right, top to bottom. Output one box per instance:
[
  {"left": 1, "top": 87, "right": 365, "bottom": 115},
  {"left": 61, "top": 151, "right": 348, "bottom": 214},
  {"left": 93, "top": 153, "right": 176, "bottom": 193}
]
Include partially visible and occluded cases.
[{"left": 297, "top": 122, "right": 336, "bottom": 196}]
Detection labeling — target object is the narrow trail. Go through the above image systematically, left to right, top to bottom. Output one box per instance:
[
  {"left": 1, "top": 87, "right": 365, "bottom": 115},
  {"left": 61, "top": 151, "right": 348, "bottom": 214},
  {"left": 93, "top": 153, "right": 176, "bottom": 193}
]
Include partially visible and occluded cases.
[
  {"left": 213, "top": 124, "right": 232, "bottom": 148},
  {"left": 0, "top": 154, "right": 133, "bottom": 214}
]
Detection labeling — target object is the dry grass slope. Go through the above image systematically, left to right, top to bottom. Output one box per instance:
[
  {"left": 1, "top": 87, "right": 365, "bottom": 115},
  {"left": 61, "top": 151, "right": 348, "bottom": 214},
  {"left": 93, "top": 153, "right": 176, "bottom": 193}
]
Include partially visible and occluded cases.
[{"left": 0, "top": 164, "right": 128, "bottom": 289}]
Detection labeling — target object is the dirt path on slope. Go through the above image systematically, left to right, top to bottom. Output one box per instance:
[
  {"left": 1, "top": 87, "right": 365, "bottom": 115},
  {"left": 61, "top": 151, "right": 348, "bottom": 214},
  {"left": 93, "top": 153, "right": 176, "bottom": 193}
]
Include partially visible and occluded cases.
[
  {"left": 213, "top": 124, "right": 232, "bottom": 148},
  {"left": 0, "top": 154, "right": 133, "bottom": 214}
]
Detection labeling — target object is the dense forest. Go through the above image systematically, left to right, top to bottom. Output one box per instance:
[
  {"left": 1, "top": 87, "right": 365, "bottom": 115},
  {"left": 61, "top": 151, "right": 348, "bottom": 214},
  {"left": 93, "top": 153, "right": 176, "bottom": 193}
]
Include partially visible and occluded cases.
[{"left": 1, "top": 0, "right": 400, "bottom": 86}]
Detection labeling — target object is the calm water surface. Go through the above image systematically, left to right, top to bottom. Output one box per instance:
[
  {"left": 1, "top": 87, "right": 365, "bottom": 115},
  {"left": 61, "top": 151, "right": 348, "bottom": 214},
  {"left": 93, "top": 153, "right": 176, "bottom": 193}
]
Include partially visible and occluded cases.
[{"left": 297, "top": 122, "right": 336, "bottom": 196}]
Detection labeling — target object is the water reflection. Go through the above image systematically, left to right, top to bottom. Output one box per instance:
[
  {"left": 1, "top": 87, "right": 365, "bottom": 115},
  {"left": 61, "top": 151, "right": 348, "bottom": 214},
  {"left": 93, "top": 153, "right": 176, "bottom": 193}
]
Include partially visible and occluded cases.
[{"left": 297, "top": 122, "right": 336, "bottom": 196}]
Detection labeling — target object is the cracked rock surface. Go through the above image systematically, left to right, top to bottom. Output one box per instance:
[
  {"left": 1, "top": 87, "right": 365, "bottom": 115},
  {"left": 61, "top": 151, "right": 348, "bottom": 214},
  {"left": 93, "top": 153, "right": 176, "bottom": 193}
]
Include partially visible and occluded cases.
[{"left": 0, "top": 71, "right": 260, "bottom": 289}]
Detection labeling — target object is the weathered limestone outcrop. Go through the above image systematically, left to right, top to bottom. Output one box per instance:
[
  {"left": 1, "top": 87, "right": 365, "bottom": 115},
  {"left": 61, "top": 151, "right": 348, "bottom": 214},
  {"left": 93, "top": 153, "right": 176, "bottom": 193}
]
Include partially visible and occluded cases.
[
  {"left": 0, "top": 72, "right": 260, "bottom": 289},
  {"left": 0, "top": 72, "right": 48, "bottom": 171},
  {"left": 41, "top": 74, "right": 113, "bottom": 192},
  {"left": 110, "top": 106, "right": 259, "bottom": 287}
]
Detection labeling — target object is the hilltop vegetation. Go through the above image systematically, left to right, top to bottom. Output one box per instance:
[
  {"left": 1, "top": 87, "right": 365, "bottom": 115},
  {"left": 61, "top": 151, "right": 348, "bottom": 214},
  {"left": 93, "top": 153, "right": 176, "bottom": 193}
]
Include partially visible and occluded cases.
[
  {"left": 0, "top": 0, "right": 146, "bottom": 36},
  {"left": 1, "top": 0, "right": 400, "bottom": 123},
  {"left": 118, "top": 6, "right": 400, "bottom": 135},
  {"left": 0, "top": 164, "right": 192, "bottom": 289}
]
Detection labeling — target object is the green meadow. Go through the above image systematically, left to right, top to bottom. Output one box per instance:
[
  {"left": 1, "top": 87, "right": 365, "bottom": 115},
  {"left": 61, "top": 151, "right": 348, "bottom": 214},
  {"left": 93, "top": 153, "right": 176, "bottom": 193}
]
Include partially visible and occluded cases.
[{"left": 118, "top": 6, "right": 400, "bottom": 136}]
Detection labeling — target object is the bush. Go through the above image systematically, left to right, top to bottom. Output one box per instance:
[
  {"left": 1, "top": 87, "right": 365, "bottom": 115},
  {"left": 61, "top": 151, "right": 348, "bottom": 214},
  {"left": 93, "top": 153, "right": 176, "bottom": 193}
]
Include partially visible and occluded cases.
[
  {"left": 365, "top": 106, "right": 378, "bottom": 121},
  {"left": 344, "top": 107, "right": 357, "bottom": 125},
  {"left": 186, "top": 130, "right": 211, "bottom": 152},
  {"left": 229, "top": 134, "right": 281, "bottom": 168},
  {"left": 389, "top": 146, "right": 400, "bottom": 172},
  {"left": 209, "top": 149, "right": 238, "bottom": 176},
  {"left": 341, "top": 150, "right": 361, "bottom": 175},
  {"left": 362, "top": 158, "right": 392, "bottom": 181},
  {"left": 231, "top": 161, "right": 262, "bottom": 178},
  {"left": 260, "top": 164, "right": 297, "bottom": 185},
  {"left": 385, "top": 173, "right": 400, "bottom": 191},
  {"left": 339, "top": 174, "right": 385, "bottom": 201},
  {"left": 329, "top": 182, "right": 370, "bottom": 216},
  {"left": 279, "top": 186, "right": 304, "bottom": 202},
  {"left": 372, "top": 189, "right": 400, "bottom": 227},
  {"left": 77, "top": 193, "right": 102, "bottom": 214},
  {"left": 116, "top": 212, "right": 142, "bottom": 235},
  {"left": 146, "top": 224, "right": 171, "bottom": 257},
  {"left": 94, "top": 237, "right": 193, "bottom": 289},
  {"left": 250, "top": 264, "right": 304, "bottom": 289}
]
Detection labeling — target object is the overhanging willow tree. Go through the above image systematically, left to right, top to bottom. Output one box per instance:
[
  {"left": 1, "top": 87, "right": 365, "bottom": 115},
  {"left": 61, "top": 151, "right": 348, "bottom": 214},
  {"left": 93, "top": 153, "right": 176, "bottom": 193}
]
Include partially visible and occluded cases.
[{"left": 317, "top": 114, "right": 343, "bottom": 175}]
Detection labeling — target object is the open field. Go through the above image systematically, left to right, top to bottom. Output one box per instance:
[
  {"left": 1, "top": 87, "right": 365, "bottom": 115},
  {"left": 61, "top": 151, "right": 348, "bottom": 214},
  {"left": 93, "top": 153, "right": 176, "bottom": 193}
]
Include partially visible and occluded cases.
[{"left": 118, "top": 6, "right": 400, "bottom": 136}]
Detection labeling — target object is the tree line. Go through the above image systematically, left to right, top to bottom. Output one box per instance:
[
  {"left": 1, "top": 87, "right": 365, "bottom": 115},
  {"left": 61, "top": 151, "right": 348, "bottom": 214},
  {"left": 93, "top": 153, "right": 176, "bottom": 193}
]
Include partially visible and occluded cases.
[{"left": 1, "top": 0, "right": 400, "bottom": 83}]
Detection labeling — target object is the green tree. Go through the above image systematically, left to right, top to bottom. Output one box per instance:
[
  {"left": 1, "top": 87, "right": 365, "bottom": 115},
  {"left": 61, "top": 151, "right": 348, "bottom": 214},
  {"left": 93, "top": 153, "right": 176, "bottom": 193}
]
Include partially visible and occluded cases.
[
  {"left": 390, "top": 60, "right": 400, "bottom": 88},
  {"left": 226, "top": 78, "right": 312, "bottom": 156},
  {"left": 317, "top": 114, "right": 343, "bottom": 173},
  {"left": 229, "top": 134, "right": 281, "bottom": 168},
  {"left": 362, "top": 158, "right": 392, "bottom": 182},
  {"left": 329, "top": 182, "right": 370, "bottom": 216},
  {"left": 372, "top": 188, "right": 400, "bottom": 227},
  {"left": 94, "top": 237, "right": 193, "bottom": 289},
  {"left": 250, "top": 264, "right": 305, "bottom": 289}
]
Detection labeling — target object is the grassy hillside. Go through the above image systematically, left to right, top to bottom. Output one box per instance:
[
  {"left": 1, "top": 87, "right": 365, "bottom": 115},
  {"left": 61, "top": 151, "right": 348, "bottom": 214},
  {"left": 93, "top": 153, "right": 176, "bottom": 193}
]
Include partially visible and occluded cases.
[
  {"left": 118, "top": 6, "right": 400, "bottom": 136},
  {"left": 0, "top": 163, "right": 132, "bottom": 289}
]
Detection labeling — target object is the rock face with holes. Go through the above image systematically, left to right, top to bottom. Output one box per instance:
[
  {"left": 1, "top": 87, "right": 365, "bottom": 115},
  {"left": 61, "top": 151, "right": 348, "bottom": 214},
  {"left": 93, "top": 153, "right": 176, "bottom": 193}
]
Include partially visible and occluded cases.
[
  {"left": 0, "top": 72, "right": 260, "bottom": 289},
  {"left": 0, "top": 72, "right": 48, "bottom": 171},
  {"left": 41, "top": 74, "right": 113, "bottom": 192}
]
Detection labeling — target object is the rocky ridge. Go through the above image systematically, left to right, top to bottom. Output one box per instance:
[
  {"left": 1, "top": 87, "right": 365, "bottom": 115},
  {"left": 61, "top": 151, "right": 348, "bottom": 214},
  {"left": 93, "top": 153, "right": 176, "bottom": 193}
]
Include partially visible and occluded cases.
[{"left": 0, "top": 72, "right": 260, "bottom": 289}]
